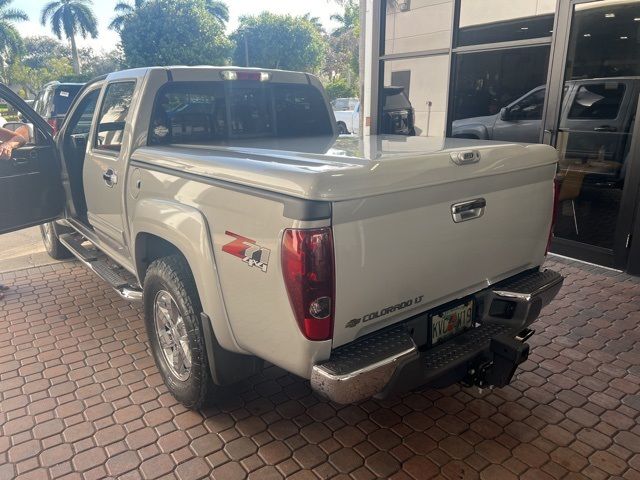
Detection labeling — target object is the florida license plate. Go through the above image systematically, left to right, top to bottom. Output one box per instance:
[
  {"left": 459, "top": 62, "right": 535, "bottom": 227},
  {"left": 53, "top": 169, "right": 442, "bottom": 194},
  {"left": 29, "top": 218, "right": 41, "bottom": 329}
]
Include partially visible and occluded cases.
[{"left": 430, "top": 300, "right": 474, "bottom": 346}]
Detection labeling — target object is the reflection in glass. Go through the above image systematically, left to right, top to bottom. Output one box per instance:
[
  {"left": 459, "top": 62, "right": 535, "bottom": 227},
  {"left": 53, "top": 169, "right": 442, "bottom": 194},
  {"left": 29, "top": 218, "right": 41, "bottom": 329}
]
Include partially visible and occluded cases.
[
  {"left": 457, "top": 0, "right": 555, "bottom": 46},
  {"left": 553, "top": 0, "right": 640, "bottom": 251},
  {"left": 449, "top": 46, "right": 550, "bottom": 142},
  {"left": 381, "top": 86, "right": 416, "bottom": 136}
]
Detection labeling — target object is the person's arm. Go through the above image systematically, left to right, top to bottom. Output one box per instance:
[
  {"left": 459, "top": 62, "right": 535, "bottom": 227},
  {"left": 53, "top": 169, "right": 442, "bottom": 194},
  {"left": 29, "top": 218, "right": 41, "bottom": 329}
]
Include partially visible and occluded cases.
[{"left": 0, "top": 127, "right": 26, "bottom": 159}]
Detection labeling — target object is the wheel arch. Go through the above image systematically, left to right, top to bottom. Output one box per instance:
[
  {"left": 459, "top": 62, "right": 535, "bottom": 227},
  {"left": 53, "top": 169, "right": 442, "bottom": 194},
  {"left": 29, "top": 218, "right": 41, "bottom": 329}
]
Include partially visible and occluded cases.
[{"left": 130, "top": 199, "right": 241, "bottom": 355}]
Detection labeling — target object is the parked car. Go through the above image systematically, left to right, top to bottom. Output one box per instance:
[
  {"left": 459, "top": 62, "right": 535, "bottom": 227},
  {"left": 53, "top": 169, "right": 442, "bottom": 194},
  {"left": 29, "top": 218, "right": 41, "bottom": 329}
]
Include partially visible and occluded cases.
[
  {"left": 0, "top": 66, "right": 562, "bottom": 408},
  {"left": 451, "top": 77, "right": 639, "bottom": 145},
  {"left": 452, "top": 77, "right": 639, "bottom": 187},
  {"left": 32, "top": 81, "right": 84, "bottom": 134},
  {"left": 381, "top": 86, "right": 416, "bottom": 136},
  {"left": 332, "top": 87, "right": 417, "bottom": 136},
  {"left": 331, "top": 97, "right": 359, "bottom": 111},
  {"left": 334, "top": 101, "right": 360, "bottom": 135}
]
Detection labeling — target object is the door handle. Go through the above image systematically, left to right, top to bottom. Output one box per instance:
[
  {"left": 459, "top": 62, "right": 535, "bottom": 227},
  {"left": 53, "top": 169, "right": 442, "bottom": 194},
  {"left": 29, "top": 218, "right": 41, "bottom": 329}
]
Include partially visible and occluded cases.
[
  {"left": 594, "top": 126, "right": 617, "bottom": 132},
  {"left": 12, "top": 157, "right": 29, "bottom": 167},
  {"left": 102, "top": 169, "right": 118, "bottom": 187},
  {"left": 451, "top": 198, "right": 486, "bottom": 223}
]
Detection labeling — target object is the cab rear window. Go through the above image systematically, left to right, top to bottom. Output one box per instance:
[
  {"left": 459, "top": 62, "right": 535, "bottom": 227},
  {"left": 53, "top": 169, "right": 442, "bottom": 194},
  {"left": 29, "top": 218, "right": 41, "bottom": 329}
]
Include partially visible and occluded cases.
[
  {"left": 149, "top": 81, "right": 333, "bottom": 146},
  {"left": 52, "top": 85, "right": 83, "bottom": 116}
]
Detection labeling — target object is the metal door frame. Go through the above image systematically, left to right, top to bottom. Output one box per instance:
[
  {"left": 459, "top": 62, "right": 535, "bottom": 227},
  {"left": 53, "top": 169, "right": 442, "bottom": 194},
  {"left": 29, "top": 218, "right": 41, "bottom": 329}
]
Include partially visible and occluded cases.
[{"left": 542, "top": 0, "right": 640, "bottom": 269}]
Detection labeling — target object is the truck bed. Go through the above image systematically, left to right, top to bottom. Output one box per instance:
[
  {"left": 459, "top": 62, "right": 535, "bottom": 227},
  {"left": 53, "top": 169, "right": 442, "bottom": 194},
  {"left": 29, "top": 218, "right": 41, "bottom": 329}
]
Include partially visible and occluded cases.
[
  {"left": 129, "top": 135, "right": 558, "bottom": 202},
  {"left": 131, "top": 135, "right": 557, "bottom": 350}
]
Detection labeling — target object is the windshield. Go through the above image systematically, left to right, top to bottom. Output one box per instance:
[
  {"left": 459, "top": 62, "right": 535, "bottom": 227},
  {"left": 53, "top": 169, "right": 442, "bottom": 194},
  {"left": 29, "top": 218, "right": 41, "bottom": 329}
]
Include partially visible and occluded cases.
[{"left": 149, "top": 81, "right": 333, "bottom": 147}]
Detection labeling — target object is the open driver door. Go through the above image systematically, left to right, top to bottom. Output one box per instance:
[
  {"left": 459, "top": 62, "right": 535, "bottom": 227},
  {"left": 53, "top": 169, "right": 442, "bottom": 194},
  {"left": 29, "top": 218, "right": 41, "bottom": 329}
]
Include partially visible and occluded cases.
[{"left": 0, "top": 83, "right": 65, "bottom": 235}]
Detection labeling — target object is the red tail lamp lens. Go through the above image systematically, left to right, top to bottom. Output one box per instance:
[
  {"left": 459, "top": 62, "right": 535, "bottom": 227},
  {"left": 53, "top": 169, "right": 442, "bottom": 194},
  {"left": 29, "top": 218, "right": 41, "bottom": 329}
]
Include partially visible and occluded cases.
[{"left": 281, "top": 228, "right": 335, "bottom": 341}]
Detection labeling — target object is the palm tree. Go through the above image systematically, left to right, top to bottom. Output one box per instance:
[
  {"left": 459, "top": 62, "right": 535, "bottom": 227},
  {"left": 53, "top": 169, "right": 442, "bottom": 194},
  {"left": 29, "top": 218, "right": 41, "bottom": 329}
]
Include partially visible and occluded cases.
[
  {"left": 0, "top": 0, "right": 28, "bottom": 82},
  {"left": 40, "top": 0, "right": 98, "bottom": 75},
  {"left": 108, "top": 0, "right": 144, "bottom": 31},
  {"left": 110, "top": 0, "right": 227, "bottom": 31},
  {"left": 206, "top": 0, "right": 229, "bottom": 26},
  {"left": 330, "top": 0, "right": 359, "bottom": 37},
  {"left": 302, "top": 13, "right": 325, "bottom": 33}
]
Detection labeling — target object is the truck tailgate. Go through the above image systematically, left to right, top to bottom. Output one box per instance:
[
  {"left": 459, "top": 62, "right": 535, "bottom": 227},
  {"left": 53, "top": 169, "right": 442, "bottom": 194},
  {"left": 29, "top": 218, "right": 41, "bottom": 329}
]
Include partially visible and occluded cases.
[{"left": 331, "top": 144, "right": 557, "bottom": 348}]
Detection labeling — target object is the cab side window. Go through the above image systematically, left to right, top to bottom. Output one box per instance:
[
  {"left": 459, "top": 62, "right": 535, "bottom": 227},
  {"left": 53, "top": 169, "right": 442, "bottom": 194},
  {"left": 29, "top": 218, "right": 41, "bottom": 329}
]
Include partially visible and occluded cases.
[
  {"left": 95, "top": 81, "right": 135, "bottom": 152},
  {"left": 568, "top": 83, "right": 625, "bottom": 120},
  {"left": 69, "top": 89, "right": 100, "bottom": 135},
  {"left": 510, "top": 89, "right": 545, "bottom": 121}
]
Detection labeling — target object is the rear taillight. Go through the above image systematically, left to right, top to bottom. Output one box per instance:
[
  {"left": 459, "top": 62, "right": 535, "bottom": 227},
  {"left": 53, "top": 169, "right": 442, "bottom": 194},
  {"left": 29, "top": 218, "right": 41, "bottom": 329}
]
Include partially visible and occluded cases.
[
  {"left": 47, "top": 118, "right": 58, "bottom": 134},
  {"left": 546, "top": 177, "right": 560, "bottom": 255},
  {"left": 281, "top": 227, "right": 335, "bottom": 341}
]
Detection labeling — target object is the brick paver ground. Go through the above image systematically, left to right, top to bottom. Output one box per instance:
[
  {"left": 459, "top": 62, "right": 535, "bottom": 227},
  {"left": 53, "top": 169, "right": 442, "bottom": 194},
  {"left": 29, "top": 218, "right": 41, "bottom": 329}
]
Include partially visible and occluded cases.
[{"left": 1, "top": 256, "right": 639, "bottom": 480}]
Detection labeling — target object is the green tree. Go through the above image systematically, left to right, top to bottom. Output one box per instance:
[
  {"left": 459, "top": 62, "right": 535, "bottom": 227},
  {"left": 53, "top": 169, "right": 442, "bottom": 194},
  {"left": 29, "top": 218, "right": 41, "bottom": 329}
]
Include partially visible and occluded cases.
[
  {"left": 0, "top": 0, "right": 28, "bottom": 83},
  {"left": 40, "top": 0, "right": 98, "bottom": 75},
  {"left": 108, "top": 0, "right": 144, "bottom": 31},
  {"left": 111, "top": 0, "right": 228, "bottom": 31},
  {"left": 120, "top": 0, "right": 232, "bottom": 68},
  {"left": 206, "top": 0, "right": 229, "bottom": 26},
  {"left": 323, "top": 0, "right": 360, "bottom": 89},
  {"left": 330, "top": 0, "right": 359, "bottom": 37},
  {"left": 232, "top": 13, "right": 326, "bottom": 73},
  {"left": 302, "top": 13, "right": 324, "bottom": 34},
  {"left": 20, "top": 36, "right": 68, "bottom": 70},
  {"left": 8, "top": 55, "right": 74, "bottom": 97},
  {"left": 323, "top": 77, "right": 357, "bottom": 100}
]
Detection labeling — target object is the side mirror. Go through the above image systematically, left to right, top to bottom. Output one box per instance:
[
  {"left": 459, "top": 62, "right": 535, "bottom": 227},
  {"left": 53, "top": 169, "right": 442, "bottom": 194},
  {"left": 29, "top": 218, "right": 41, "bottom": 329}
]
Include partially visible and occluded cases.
[{"left": 499, "top": 107, "right": 509, "bottom": 121}]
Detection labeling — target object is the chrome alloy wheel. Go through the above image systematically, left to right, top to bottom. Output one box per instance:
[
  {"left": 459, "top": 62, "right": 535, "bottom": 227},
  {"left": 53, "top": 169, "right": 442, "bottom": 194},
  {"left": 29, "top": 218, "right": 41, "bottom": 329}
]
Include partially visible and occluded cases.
[
  {"left": 42, "top": 223, "right": 54, "bottom": 250},
  {"left": 153, "top": 290, "right": 192, "bottom": 381}
]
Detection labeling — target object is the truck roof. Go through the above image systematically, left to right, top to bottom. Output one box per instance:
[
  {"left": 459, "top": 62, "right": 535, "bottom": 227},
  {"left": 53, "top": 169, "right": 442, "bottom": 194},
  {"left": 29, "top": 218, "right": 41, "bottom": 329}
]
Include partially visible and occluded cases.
[{"left": 104, "top": 65, "right": 312, "bottom": 84}]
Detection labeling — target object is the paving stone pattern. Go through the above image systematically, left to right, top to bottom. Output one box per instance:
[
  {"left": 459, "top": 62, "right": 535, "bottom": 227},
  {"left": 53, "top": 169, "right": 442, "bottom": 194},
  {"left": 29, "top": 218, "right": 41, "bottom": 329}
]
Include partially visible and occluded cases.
[{"left": 0, "top": 257, "right": 639, "bottom": 479}]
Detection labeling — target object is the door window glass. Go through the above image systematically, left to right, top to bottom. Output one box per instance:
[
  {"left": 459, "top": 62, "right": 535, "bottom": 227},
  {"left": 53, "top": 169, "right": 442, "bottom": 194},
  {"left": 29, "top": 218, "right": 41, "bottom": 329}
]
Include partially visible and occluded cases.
[
  {"left": 95, "top": 82, "right": 135, "bottom": 152},
  {"left": 567, "top": 83, "right": 625, "bottom": 120},
  {"left": 69, "top": 89, "right": 99, "bottom": 135},
  {"left": 509, "top": 89, "right": 546, "bottom": 120}
]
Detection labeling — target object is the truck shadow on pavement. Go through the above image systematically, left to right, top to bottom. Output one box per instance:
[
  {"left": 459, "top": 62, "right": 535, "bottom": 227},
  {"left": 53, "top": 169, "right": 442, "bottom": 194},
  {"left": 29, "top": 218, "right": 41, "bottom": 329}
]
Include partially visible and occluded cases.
[{"left": 0, "top": 257, "right": 638, "bottom": 479}]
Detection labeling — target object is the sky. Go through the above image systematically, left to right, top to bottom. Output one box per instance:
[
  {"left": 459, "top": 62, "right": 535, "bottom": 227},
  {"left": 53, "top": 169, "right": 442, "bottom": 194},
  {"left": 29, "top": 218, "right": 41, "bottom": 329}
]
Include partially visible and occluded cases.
[{"left": 16, "top": 0, "right": 342, "bottom": 53}]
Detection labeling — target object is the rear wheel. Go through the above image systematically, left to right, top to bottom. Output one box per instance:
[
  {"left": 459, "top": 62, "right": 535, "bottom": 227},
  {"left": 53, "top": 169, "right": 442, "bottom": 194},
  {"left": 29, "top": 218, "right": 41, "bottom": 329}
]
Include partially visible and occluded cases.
[
  {"left": 337, "top": 122, "right": 349, "bottom": 135},
  {"left": 39, "top": 222, "right": 73, "bottom": 260},
  {"left": 143, "top": 255, "right": 214, "bottom": 409}
]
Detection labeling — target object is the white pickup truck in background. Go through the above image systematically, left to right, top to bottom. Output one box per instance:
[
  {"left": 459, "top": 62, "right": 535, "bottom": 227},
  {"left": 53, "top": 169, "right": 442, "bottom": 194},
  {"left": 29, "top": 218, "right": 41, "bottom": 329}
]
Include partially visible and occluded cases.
[
  {"left": 0, "top": 66, "right": 562, "bottom": 407},
  {"left": 332, "top": 97, "right": 360, "bottom": 135}
]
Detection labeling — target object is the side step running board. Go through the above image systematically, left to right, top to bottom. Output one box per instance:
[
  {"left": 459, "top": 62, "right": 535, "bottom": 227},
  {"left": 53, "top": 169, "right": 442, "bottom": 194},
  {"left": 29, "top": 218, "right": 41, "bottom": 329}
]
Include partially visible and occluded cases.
[{"left": 59, "top": 233, "right": 143, "bottom": 302}]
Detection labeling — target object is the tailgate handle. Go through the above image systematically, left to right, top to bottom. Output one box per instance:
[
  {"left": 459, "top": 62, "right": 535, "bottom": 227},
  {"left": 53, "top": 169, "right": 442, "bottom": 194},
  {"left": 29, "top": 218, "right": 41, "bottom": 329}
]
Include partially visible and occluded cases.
[{"left": 451, "top": 198, "right": 486, "bottom": 223}]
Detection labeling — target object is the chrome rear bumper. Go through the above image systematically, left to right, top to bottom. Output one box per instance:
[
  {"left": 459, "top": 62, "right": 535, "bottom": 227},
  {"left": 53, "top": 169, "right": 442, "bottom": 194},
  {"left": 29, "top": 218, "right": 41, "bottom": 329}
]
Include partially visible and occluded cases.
[{"left": 311, "top": 268, "right": 563, "bottom": 404}]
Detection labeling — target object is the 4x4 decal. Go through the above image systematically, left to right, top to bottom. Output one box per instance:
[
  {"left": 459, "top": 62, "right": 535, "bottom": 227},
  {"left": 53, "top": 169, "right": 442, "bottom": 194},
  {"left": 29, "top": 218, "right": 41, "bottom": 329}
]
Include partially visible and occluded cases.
[{"left": 222, "top": 231, "right": 271, "bottom": 273}]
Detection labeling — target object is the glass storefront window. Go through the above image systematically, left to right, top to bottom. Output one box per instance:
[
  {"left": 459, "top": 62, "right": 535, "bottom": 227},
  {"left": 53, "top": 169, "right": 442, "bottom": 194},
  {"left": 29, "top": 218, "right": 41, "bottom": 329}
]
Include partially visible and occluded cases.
[
  {"left": 384, "top": 0, "right": 452, "bottom": 55},
  {"left": 457, "top": 0, "right": 556, "bottom": 46},
  {"left": 550, "top": 0, "right": 640, "bottom": 254},
  {"left": 566, "top": 1, "right": 640, "bottom": 79},
  {"left": 449, "top": 46, "right": 550, "bottom": 142},
  {"left": 381, "top": 55, "right": 449, "bottom": 137}
]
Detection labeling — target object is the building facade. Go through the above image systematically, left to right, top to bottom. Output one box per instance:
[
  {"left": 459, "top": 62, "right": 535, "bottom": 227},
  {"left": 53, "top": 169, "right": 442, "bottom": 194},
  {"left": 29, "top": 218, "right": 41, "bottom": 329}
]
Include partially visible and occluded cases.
[{"left": 363, "top": 0, "right": 640, "bottom": 273}]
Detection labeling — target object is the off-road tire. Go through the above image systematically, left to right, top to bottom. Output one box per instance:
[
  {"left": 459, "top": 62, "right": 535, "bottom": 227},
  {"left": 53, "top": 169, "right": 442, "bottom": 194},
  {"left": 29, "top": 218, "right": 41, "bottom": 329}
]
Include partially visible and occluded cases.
[
  {"left": 39, "top": 222, "right": 73, "bottom": 260},
  {"left": 143, "top": 254, "right": 214, "bottom": 409}
]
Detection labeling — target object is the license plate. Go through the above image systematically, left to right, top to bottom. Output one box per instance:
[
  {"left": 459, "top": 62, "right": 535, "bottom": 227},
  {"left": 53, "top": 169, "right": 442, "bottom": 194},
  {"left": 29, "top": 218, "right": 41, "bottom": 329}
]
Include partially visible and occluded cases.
[{"left": 430, "top": 300, "right": 474, "bottom": 346}]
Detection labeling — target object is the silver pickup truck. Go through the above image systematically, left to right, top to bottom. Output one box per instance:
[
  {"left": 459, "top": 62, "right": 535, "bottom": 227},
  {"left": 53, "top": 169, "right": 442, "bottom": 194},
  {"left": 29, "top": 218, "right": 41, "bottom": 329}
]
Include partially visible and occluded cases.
[{"left": 0, "top": 67, "right": 563, "bottom": 408}]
